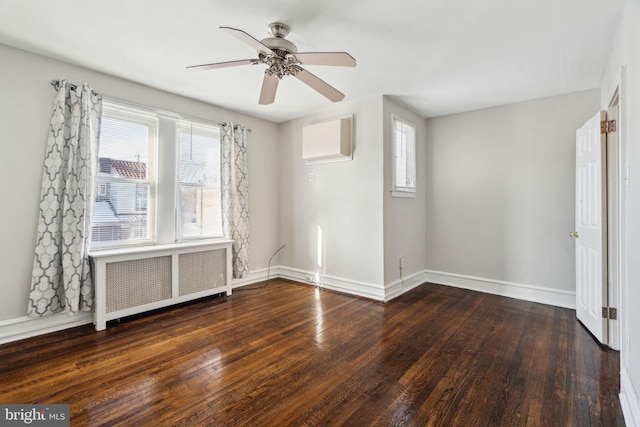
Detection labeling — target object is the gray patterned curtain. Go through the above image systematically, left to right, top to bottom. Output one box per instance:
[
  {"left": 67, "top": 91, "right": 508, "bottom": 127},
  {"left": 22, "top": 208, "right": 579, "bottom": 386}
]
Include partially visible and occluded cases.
[
  {"left": 28, "top": 81, "right": 102, "bottom": 317},
  {"left": 221, "top": 123, "right": 250, "bottom": 278}
]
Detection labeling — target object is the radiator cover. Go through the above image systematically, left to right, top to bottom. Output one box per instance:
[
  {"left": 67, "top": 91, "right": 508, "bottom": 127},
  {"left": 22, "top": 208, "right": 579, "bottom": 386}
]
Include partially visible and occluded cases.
[{"left": 90, "top": 240, "right": 232, "bottom": 331}]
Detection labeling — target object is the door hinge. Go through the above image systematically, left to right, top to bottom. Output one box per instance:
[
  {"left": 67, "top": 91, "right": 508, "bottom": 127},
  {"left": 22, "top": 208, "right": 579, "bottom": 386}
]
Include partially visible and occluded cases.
[
  {"left": 601, "top": 120, "right": 616, "bottom": 134},
  {"left": 602, "top": 307, "right": 618, "bottom": 320}
]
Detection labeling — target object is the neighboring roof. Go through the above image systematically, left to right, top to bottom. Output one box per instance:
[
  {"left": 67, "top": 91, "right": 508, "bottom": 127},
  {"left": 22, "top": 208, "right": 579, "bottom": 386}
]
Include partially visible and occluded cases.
[
  {"left": 99, "top": 158, "right": 146, "bottom": 179},
  {"left": 93, "top": 201, "right": 120, "bottom": 224},
  {"left": 93, "top": 201, "right": 147, "bottom": 225}
]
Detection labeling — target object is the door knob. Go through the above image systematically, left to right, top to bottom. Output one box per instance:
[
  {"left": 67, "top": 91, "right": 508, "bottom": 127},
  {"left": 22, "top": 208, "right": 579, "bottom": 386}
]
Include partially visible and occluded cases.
[{"left": 569, "top": 231, "right": 579, "bottom": 238}]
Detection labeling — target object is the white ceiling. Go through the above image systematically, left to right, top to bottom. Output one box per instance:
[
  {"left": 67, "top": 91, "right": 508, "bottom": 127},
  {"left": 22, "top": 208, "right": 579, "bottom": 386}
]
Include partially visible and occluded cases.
[{"left": 0, "top": 0, "right": 625, "bottom": 123}]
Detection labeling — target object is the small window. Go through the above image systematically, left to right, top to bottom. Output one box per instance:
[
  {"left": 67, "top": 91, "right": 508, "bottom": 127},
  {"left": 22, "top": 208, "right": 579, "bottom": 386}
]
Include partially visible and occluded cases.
[
  {"left": 92, "top": 102, "right": 158, "bottom": 247},
  {"left": 391, "top": 115, "right": 416, "bottom": 197},
  {"left": 176, "top": 121, "right": 222, "bottom": 240},
  {"left": 97, "top": 184, "right": 110, "bottom": 199}
]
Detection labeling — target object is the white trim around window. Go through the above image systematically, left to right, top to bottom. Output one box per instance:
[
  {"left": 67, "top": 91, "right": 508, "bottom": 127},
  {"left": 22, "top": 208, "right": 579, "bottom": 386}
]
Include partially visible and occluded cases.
[
  {"left": 91, "top": 99, "right": 227, "bottom": 250},
  {"left": 91, "top": 101, "right": 159, "bottom": 248},
  {"left": 391, "top": 114, "right": 417, "bottom": 198}
]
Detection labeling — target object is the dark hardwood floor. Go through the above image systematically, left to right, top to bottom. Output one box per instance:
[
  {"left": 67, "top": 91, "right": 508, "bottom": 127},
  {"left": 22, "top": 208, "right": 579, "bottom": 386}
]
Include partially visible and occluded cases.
[{"left": 0, "top": 281, "right": 624, "bottom": 426}]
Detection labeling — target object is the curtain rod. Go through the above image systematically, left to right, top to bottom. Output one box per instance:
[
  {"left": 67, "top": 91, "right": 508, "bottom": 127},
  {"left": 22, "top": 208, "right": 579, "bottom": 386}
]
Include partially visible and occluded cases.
[
  {"left": 50, "top": 79, "right": 251, "bottom": 132},
  {"left": 50, "top": 79, "right": 101, "bottom": 98}
]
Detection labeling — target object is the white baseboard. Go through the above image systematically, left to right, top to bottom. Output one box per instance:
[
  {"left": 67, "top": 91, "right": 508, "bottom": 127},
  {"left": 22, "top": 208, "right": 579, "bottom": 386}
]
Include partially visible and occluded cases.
[
  {"left": 277, "top": 265, "right": 318, "bottom": 285},
  {"left": 278, "top": 266, "right": 385, "bottom": 301},
  {"left": 0, "top": 267, "right": 577, "bottom": 345},
  {"left": 232, "top": 267, "right": 275, "bottom": 289},
  {"left": 285, "top": 267, "right": 576, "bottom": 309},
  {"left": 385, "top": 270, "right": 427, "bottom": 301},
  {"left": 423, "top": 270, "right": 576, "bottom": 309},
  {"left": 321, "top": 273, "right": 385, "bottom": 301},
  {"left": 0, "top": 311, "right": 93, "bottom": 345},
  {"left": 621, "top": 367, "right": 640, "bottom": 427}
]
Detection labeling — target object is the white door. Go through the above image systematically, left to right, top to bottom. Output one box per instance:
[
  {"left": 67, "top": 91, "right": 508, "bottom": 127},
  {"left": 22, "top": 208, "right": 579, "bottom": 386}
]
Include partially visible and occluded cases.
[{"left": 574, "top": 111, "right": 607, "bottom": 344}]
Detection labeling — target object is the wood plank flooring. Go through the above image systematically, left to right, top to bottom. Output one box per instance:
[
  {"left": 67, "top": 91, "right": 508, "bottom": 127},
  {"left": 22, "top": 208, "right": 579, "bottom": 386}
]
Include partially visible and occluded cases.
[{"left": 0, "top": 281, "right": 624, "bottom": 426}]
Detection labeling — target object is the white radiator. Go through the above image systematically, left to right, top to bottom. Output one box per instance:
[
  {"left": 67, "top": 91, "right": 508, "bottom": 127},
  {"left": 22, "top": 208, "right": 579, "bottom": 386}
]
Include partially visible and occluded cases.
[{"left": 89, "top": 240, "right": 232, "bottom": 331}]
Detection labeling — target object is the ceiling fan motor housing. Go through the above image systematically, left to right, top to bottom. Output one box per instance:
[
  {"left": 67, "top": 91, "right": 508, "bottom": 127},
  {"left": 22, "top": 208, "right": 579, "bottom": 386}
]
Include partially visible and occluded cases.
[{"left": 260, "top": 37, "right": 297, "bottom": 55}]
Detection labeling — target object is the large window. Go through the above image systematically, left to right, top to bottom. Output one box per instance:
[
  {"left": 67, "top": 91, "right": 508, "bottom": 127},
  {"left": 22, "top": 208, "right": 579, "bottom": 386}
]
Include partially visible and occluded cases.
[
  {"left": 91, "top": 101, "right": 223, "bottom": 249},
  {"left": 92, "top": 104, "right": 157, "bottom": 247},
  {"left": 391, "top": 115, "right": 417, "bottom": 197},
  {"left": 177, "top": 121, "right": 222, "bottom": 239}
]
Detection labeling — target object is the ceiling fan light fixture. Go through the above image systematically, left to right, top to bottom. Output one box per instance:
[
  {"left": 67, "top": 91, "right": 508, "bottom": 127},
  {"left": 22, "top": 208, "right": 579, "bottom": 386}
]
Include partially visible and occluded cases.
[
  {"left": 263, "top": 54, "right": 301, "bottom": 79},
  {"left": 266, "top": 63, "right": 301, "bottom": 80}
]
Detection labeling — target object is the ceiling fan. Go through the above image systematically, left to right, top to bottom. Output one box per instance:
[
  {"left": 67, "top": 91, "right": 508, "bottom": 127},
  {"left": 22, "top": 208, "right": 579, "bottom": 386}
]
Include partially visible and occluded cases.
[{"left": 186, "top": 22, "right": 356, "bottom": 105}]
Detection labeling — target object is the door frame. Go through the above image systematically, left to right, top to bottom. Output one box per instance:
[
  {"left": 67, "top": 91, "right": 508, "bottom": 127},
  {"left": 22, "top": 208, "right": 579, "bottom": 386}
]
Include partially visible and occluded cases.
[{"left": 605, "top": 83, "right": 622, "bottom": 351}]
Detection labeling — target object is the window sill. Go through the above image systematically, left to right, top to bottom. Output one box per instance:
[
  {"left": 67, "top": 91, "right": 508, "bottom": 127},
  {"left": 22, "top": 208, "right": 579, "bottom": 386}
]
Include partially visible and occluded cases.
[{"left": 391, "top": 190, "right": 416, "bottom": 199}]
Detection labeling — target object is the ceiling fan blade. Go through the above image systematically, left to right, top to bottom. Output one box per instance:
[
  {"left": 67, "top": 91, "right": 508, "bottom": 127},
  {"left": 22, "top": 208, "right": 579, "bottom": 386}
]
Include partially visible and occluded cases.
[
  {"left": 220, "top": 26, "right": 275, "bottom": 56},
  {"left": 294, "top": 52, "right": 356, "bottom": 67},
  {"left": 186, "top": 59, "right": 256, "bottom": 71},
  {"left": 294, "top": 68, "right": 345, "bottom": 102},
  {"left": 259, "top": 74, "right": 279, "bottom": 105}
]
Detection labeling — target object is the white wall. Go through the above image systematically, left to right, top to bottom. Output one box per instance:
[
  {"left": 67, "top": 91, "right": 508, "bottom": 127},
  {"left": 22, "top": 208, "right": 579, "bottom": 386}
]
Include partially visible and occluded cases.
[
  {"left": 601, "top": 0, "right": 640, "bottom": 424},
  {"left": 0, "top": 43, "right": 280, "bottom": 323},
  {"left": 424, "top": 90, "right": 599, "bottom": 300},
  {"left": 278, "top": 97, "right": 386, "bottom": 299},
  {"left": 382, "top": 97, "right": 427, "bottom": 293}
]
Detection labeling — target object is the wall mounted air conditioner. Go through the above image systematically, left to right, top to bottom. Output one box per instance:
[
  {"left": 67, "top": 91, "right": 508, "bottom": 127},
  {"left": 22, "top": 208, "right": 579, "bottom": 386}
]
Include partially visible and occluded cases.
[{"left": 302, "top": 115, "right": 353, "bottom": 164}]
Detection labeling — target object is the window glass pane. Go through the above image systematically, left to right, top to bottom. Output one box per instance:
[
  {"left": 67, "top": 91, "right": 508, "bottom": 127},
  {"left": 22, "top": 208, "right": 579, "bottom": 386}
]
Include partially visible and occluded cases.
[
  {"left": 92, "top": 105, "right": 156, "bottom": 248},
  {"left": 392, "top": 116, "right": 416, "bottom": 193},
  {"left": 99, "top": 117, "right": 149, "bottom": 177},
  {"left": 177, "top": 122, "right": 222, "bottom": 239},
  {"left": 394, "top": 124, "right": 407, "bottom": 186},
  {"left": 178, "top": 128, "right": 219, "bottom": 185},
  {"left": 93, "top": 182, "right": 150, "bottom": 242},
  {"left": 178, "top": 185, "right": 221, "bottom": 238}
]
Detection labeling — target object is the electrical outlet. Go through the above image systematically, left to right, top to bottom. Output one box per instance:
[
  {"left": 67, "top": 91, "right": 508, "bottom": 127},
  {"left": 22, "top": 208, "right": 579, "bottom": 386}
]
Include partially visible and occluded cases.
[
  {"left": 309, "top": 172, "right": 315, "bottom": 182},
  {"left": 399, "top": 257, "right": 405, "bottom": 269}
]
